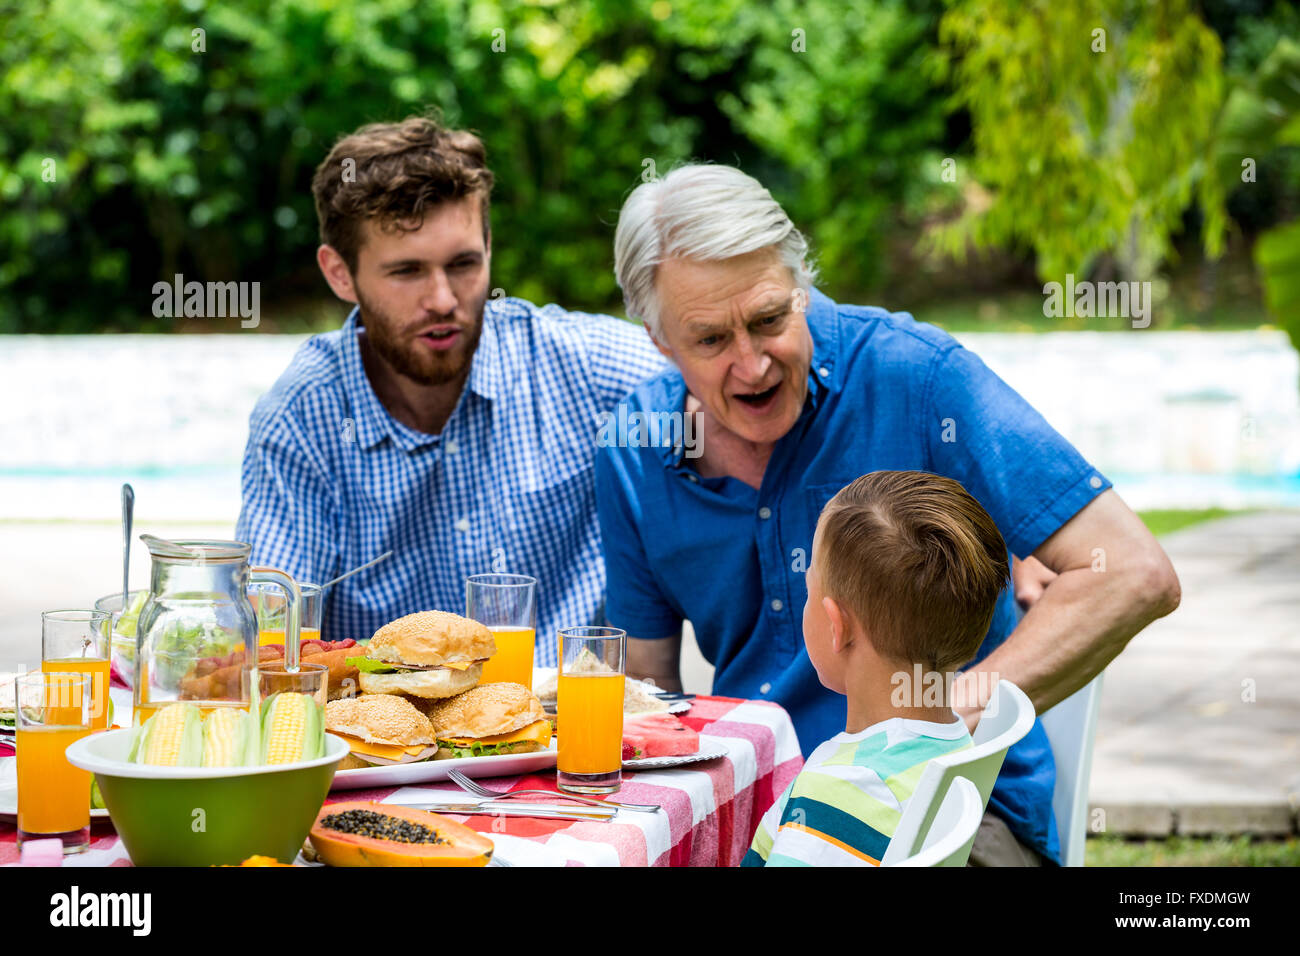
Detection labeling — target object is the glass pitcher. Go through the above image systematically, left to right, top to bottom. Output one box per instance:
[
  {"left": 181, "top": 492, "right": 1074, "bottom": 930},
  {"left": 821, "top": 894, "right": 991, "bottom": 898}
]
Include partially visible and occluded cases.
[{"left": 133, "top": 535, "right": 300, "bottom": 724}]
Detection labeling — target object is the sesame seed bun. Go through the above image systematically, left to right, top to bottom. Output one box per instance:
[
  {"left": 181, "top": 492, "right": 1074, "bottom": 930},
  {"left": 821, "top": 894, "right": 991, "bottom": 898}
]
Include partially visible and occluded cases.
[
  {"left": 367, "top": 610, "right": 496, "bottom": 666},
  {"left": 358, "top": 664, "right": 483, "bottom": 700},
  {"left": 425, "top": 682, "right": 548, "bottom": 740},
  {"left": 324, "top": 694, "right": 435, "bottom": 747}
]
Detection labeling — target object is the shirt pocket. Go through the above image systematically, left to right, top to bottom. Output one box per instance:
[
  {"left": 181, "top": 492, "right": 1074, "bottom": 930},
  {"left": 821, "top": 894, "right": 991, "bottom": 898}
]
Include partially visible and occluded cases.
[
  {"left": 509, "top": 465, "right": 596, "bottom": 556},
  {"left": 805, "top": 480, "right": 858, "bottom": 542}
]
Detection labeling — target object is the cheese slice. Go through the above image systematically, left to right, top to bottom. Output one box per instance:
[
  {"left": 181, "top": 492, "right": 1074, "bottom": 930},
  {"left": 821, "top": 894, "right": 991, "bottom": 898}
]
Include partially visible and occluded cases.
[
  {"left": 441, "top": 661, "right": 473, "bottom": 671},
  {"left": 443, "top": 719, "right": 551, "bottom": 749},
  {"left": 338, "top": 735, "right": 432, "bottom": 761}
]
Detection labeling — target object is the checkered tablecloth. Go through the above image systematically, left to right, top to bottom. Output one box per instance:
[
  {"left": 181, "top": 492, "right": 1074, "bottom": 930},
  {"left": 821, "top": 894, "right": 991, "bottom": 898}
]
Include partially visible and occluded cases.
[{"left": 0, "top": 695, "right": 803, "bottom": 867}]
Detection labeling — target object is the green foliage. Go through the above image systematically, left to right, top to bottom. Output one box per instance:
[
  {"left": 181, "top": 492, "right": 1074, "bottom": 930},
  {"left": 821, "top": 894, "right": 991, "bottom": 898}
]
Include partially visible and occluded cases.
[
  {"left": 0, "top": 0, "right": 946, "bottom": 332},
  {"left": 928, "top": 0, "right": 1225, "bottom": 285},
  {"left": 1213, "top": 36, "right": 1300, "bottom": 349}
]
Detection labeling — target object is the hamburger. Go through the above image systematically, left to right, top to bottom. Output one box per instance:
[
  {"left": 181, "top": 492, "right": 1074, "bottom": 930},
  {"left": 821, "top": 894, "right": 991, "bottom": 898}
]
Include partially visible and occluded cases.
[
  {"left": 350, "top": 611, "right": 495, "bottom": 699},
  {"left": 425, "top": 683, "right": 553, "bottom": 759},
  {"left": 325, "top": 694, "right": 438, "bottom": 770}
]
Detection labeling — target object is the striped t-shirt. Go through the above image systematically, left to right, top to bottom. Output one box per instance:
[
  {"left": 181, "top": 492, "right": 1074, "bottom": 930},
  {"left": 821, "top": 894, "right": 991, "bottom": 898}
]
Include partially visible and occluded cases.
[{"left": 742, "top": 715, "right": 972, "bottom": 867}]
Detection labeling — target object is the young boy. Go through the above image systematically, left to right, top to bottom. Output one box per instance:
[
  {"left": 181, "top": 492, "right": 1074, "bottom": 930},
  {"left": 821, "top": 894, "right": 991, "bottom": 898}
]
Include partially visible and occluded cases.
[{"left": 743, "top": 470, "right": 1010, "bottom": 866}]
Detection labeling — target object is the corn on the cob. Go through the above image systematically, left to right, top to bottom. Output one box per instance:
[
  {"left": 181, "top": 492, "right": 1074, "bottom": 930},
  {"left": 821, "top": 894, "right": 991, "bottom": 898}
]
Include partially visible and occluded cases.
[
  {"left": 260, "top": 692, "right": 324, "bottom": 765},
  {"left": 129, "top": 703, "right": 202, "bottom": 766},
  {"left": 201, "top": 706, "right": 257, "bottom": 767}
]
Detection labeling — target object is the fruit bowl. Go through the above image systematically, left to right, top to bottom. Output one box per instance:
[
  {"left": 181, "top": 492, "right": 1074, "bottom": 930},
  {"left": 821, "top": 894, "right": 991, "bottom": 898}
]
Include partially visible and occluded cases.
[{"left": 66, "top": 729, "right": 349, "bottom": 866}]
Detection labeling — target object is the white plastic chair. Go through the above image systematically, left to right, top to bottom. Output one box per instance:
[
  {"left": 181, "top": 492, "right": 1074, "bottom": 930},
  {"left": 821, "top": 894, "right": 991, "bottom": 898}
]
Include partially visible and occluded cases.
[
  {"left": 1039, "top": 673, "right": 1104, "bottom": 867},
  {"left": 880, "top": 679, "right": 1036, "bottom": 866},
  {"left": 888, "top": 777, "right": 983, "bottom": 867}
]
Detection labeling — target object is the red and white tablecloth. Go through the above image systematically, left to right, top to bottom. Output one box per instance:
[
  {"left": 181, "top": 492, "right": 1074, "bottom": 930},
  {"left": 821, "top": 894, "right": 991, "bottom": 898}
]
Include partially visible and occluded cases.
[{"left": 0, "top": 695, "right": 803, "bottom": 867}]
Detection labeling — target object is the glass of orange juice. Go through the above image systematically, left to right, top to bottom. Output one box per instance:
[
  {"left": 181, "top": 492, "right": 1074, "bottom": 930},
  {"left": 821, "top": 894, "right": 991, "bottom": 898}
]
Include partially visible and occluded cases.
[
  {"left": 465, "top": 574, "right": 537, "bottom": 689},
  {"left": 251, "top": 582, "right": 323, "bottom": 646},
  {"left": 41, "top": 609, "right": 112, "bottom": 732},
  {"left": 556, "top": 625, "right": 625, "bottom": 794},
  {"left": 14, "top": 671, "right": 94, "bottom": 854}
]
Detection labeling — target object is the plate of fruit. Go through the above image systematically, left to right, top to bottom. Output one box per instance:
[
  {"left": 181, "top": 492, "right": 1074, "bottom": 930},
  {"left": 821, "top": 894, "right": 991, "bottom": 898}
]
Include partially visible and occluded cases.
[{"left": 621, "top": 712, "right": 726, "bottom": 769}]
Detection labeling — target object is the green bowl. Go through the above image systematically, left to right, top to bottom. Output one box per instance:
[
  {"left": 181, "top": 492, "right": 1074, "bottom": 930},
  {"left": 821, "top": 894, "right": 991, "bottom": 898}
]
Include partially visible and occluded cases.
[{"left": 66, "top": 729, "right": 349, "bottom": 866}]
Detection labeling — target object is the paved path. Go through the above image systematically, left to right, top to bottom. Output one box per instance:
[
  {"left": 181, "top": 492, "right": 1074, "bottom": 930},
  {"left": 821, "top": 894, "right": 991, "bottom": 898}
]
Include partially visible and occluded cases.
[{"left": 1089, "top": 511, "right": 1300, "bottom": 836}]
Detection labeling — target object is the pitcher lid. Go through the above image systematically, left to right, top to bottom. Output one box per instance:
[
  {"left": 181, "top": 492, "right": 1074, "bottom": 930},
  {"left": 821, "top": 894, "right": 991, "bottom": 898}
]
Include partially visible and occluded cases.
[{"left": 140, "top": 534, "right": 252, "bottom": 563}]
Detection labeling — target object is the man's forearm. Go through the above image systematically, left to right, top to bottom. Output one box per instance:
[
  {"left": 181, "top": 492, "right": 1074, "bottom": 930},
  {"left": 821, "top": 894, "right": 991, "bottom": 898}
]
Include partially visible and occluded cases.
[
  {"left": 952, "top": 559, "right": 1177, "bottom": 723},
  {"left": 626, "top": 634, "right": 684, "bottom": 692}
]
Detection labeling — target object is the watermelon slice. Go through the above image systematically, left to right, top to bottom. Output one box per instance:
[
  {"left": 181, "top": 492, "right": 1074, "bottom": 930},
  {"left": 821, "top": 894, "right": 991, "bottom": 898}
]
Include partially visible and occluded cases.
[{"left": 622, "top": 712, "right": 699, "bottom": 759}]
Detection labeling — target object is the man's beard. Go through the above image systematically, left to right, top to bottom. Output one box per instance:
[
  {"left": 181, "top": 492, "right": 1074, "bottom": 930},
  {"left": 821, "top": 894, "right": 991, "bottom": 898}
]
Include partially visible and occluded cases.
[{"left": 355, "top": 287, "right": 486, "bottom": 387}]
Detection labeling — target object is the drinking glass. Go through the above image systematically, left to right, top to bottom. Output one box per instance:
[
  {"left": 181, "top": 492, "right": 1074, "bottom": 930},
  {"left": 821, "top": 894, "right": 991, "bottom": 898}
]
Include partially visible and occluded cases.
[
  {"left": 465, "top": 574, "right": 538, "bottom": 689},
  {"left": 250, "top": 582, "right": 323, "bottom": 645},
  {"left": 94, "top": 590, "right": 147, "bottom": 691},
  {"left": 41, "top": 610, "right": 112, "bottom": 731},
  {"left": 556, "top": 626, "right": 625, "bottom": 794},
  {"left": 259, "top": 660, "right": 329, "bottom": 710},
  {"left": 14, "top": 672, "right": 94, "bottom": 854}
]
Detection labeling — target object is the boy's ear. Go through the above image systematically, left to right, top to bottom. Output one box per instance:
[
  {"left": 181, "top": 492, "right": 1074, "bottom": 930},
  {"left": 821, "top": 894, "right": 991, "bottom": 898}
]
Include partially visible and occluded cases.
[{"left": 821, "top": 595, "right": 849, "bottom": 653}]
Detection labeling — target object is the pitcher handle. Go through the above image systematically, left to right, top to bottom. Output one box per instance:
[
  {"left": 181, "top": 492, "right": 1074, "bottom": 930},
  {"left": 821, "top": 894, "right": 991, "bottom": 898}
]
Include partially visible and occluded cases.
[{"left": 251, "top": 568, "right": 302, "bottom": 671}]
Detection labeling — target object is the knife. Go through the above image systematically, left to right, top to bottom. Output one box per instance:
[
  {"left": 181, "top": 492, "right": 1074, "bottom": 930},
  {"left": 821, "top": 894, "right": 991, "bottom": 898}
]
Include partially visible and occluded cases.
[{"left": 397, "top": 802, "right": 618, "bottom": 822}]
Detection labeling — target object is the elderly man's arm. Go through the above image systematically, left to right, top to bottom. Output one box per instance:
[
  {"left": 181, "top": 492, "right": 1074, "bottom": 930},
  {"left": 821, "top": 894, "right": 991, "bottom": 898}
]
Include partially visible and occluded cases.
[
  {"left": 951, "top": 489, "right": 1180, "bottom": 730},
  {"left": 627, "top": 634, "right": 684, "bottom": 693}
]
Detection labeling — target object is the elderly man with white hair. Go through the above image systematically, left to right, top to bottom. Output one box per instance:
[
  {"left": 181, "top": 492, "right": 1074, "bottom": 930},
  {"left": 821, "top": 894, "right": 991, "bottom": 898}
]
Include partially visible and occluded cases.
[{"left": 595, "top": 164, "right": 1181, "bottom": 866}]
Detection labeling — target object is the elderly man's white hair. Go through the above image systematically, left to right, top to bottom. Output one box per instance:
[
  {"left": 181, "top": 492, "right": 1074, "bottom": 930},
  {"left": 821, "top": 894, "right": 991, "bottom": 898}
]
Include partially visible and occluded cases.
[{"left": 614, "top": 164, "right": 817, "bottom": 339}]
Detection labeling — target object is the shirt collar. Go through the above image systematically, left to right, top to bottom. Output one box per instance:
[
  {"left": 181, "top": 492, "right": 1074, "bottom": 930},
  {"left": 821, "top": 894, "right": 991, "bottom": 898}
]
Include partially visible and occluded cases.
[
  {"left": 805, "top": 287, "right": 841, "bottom": 400},
  {"left": 466, "top": 300, "right": 502, "bottom": 401},
  {"left": 338, "top": 308, "right": 445, "bottom": 452}
]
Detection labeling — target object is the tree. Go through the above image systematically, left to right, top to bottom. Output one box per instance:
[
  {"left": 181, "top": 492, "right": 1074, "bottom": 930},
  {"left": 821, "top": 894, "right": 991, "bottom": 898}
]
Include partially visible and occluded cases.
[
  {"left": 926, "top": 0, "right": 1225, "bottom": 290},
  {"left": 1214, "top": 36, "right": 1300, "bottom": 347}
]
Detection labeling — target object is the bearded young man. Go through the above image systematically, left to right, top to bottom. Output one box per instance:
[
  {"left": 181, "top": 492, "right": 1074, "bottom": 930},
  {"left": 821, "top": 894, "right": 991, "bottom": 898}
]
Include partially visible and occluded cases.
[{"left": 235, "top": 117, "right": 663, "bottom": 659}]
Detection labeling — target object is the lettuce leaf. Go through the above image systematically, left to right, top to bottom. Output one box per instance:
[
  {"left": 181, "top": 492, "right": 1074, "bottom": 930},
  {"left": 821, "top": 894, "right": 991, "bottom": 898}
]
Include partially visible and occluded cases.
[
  {"left": 347, "top": 656, "right": 398, "bottom": 674},
  {"left": 438, "top": 739, "right": 524, "bottom": 758}
]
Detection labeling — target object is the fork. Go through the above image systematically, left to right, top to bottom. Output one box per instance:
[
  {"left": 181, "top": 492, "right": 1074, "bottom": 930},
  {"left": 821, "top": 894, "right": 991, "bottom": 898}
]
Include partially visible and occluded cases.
[{"left": 447, "top": 769, "right": 660, "bottom": 813}]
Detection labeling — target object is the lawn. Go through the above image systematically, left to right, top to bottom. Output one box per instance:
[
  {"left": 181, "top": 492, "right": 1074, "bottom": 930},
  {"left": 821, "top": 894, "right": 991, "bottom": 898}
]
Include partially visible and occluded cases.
[
  {"left": 1137, "top": 508, "right": 1243, "bottom": 538},
  {"left": 1087, "top": 835, "right": 1300, "bottom": 867}
]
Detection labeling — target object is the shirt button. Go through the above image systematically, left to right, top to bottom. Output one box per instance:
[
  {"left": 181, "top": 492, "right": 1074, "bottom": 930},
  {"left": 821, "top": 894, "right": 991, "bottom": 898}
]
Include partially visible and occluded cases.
[
  {"left": 818, "top": 367, "right": 830, "bottom": 378},
  {"left": 446, "top": 439, "right": 459, "bottom": 455},
  {"left": 687, "top": 474, "right": 699, "bottom": 483},
  {"left": 1089, "top": 475, "right": 1102, "bottom": 489},
  {"left": 758, "top": 507, "right": 772, "bottom": 520},
  {"left": 455, "top": 518, "right": 470, "bottom": 533},
  {"left": 770, "top": 599, "right": 783, "bottom": 612},
  {"left": 759, "top": 682, "right": 772, "bottom": 695}
]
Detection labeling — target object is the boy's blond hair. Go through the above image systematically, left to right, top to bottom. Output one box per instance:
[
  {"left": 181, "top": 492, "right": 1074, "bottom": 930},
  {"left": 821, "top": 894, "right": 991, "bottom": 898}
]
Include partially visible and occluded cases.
[{"left": 815, "top": 471, "right": 1009, "bottom": 672}]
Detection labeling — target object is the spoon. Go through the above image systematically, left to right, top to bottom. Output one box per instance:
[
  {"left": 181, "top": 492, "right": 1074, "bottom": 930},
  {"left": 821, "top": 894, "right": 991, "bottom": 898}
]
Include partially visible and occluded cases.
[
  {"left": 121, "top": 484, "right": 135, "bottom": 609},
  {"left": 320, "top": 550, "right": 393, "bottom": 590}
]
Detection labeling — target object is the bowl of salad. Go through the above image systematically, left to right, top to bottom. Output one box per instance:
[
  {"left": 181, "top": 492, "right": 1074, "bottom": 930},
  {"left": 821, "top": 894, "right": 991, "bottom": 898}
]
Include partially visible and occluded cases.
[{"left": 94, "top": 590, "right": 149, "bottom": 689}]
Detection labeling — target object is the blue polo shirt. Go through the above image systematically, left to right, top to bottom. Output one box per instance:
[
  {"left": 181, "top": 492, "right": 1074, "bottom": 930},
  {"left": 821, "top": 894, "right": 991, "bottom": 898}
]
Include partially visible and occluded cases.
[{"left": 594, "top": 288, "right": 1112, "bottom": 865}]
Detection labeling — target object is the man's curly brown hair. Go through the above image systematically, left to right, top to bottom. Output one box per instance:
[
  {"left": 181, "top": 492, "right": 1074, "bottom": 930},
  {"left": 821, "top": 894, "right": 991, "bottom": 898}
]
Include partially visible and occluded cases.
[{"left": 311, "top": 115, "right": 494, "bottom": 272}]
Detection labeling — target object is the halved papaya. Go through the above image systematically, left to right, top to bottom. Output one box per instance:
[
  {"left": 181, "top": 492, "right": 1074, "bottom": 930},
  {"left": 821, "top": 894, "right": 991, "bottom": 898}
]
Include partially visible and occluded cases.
[{"left": 309, "top": 801, "right": 493, "bottom": 867}]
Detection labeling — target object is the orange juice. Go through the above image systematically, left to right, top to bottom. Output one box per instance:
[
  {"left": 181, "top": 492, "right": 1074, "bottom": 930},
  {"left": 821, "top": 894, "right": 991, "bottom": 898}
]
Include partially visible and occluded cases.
[
  {"left": 479, "top": 626, "right": 536, "bottom": 688},
  {"left": 258, "top": 628, "right": 321, "bottom": 647},
  {"left": 43, "top": 657, "right": 110, "bottom": 730},
  {"left": 557, "top": 673, "right": 624, "bottom": 774},
  {"left": 16, "top": 724, "right": 92, "bottom": 835}
]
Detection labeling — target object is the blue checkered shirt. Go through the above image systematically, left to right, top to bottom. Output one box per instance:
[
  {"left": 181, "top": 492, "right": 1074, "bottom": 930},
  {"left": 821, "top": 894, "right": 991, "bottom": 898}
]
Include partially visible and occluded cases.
[{"left": 235, "top": 299, "right": 666, "bottom": 663}]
